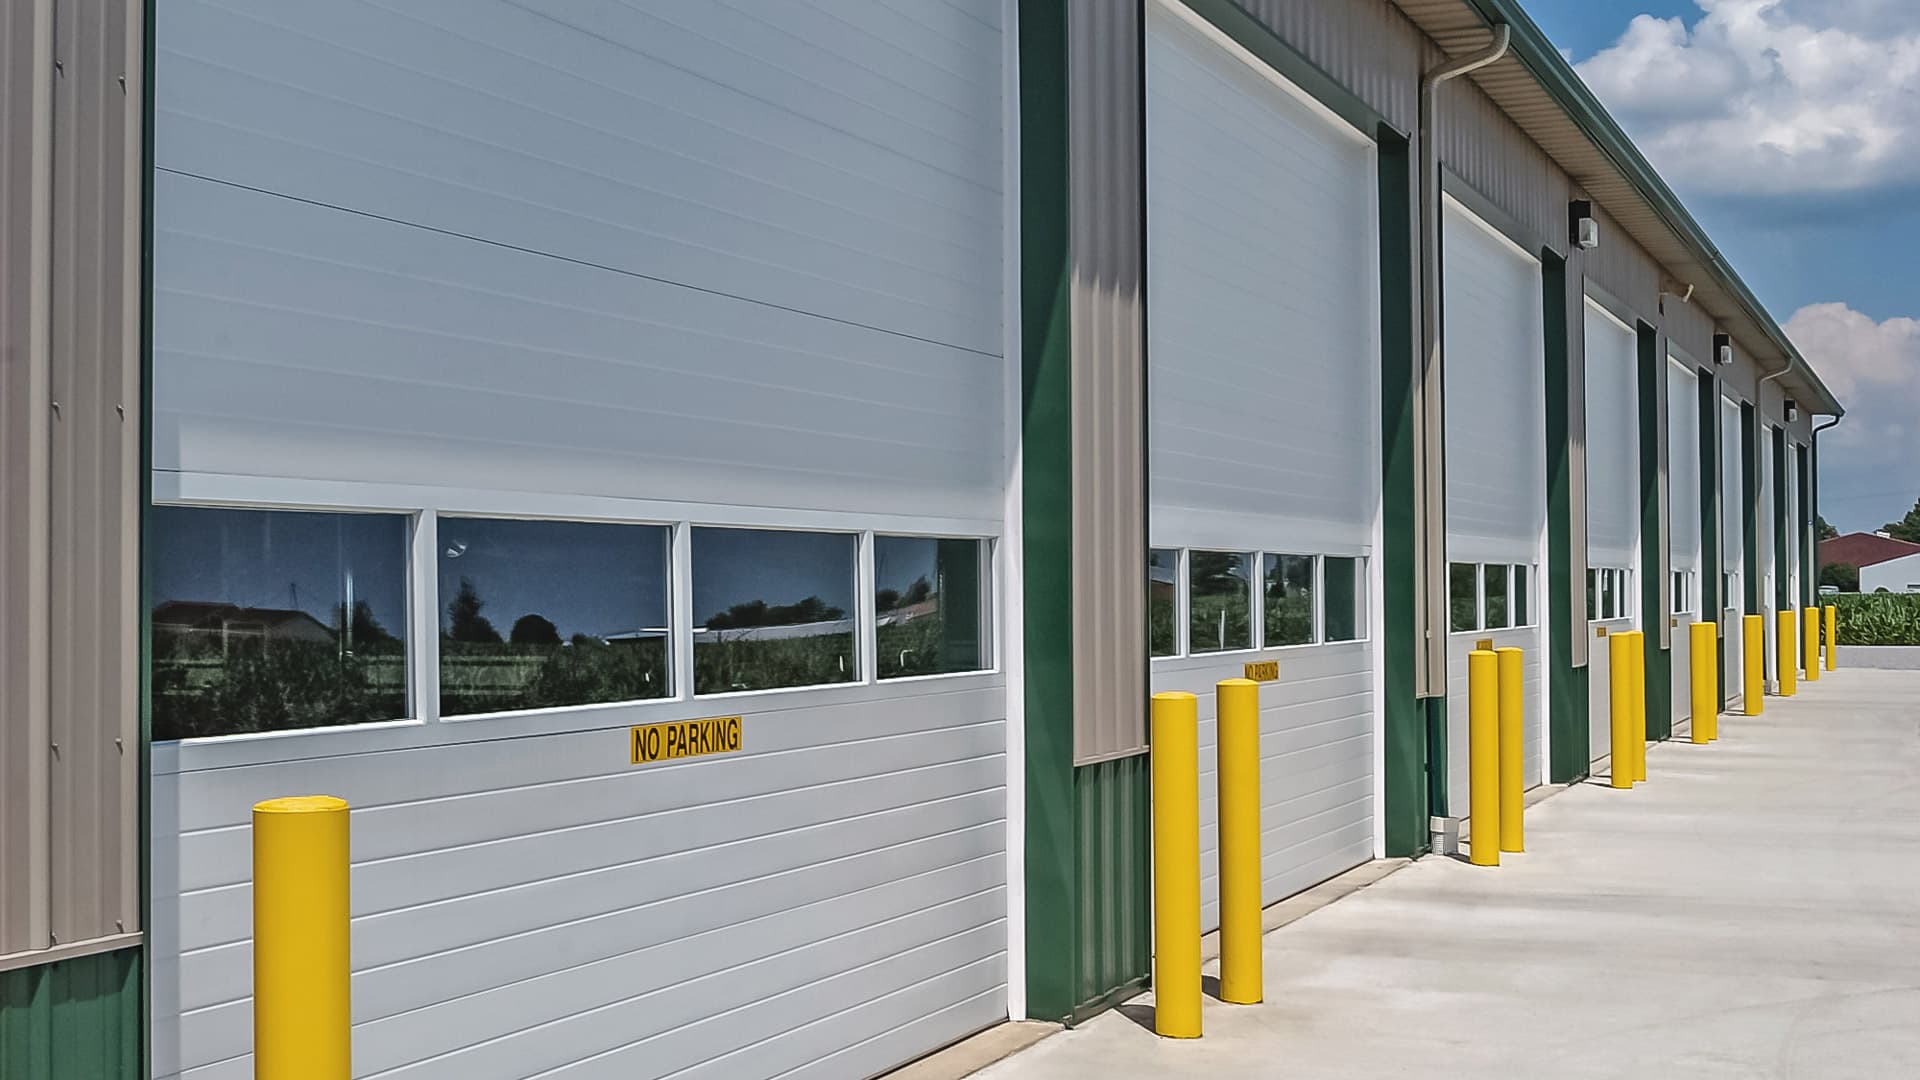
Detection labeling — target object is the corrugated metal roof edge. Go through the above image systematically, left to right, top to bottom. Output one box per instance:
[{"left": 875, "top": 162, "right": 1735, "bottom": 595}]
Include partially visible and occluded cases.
[{"left": 1457, "top": 0, "right": 1843, "bottom": 417}]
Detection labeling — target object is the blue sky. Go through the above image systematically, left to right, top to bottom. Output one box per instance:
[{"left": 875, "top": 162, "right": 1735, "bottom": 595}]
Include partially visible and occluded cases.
[{"left": 1523, "top": 0, "right": 1920, "bottom": 533}]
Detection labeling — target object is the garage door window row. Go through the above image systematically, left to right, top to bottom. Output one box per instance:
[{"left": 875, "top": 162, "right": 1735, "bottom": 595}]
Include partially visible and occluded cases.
[
  {"left": 149, "top": 505, "right": 990, "bottom": 741},
  {"left": 1149, "top": 548, "right": 1368, "bottom": 659},
  {"left": 1448, "top": 562, "right": 1536, "bottom": 634},
  {"left": 1587, "top": 566, "right": 1636, "bottom": 621}
]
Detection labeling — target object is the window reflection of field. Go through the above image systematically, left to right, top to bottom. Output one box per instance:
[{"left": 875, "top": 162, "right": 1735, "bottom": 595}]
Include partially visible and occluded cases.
[{"left": 440, "top": 637, "right": 668, "bottom": 716}]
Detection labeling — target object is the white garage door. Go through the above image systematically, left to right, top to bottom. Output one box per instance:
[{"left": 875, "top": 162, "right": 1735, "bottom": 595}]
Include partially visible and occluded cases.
[
  {"left": 1145, "top": 0, "right": 1382, "bottom": 932},
  {"left": 148, "top": 2, "right": 1010, "bottom": 1078},
  {"left": 1442, "top": 197, "right": 1548, "bottom": 815},
  {"left": 1584, "top": 300, "right": 1639, "bottom": 763},
  {"left": 1669, "top": 357, "right": 1702, "bottom": 727},
  {"left": 1721, "top": 398, "right": 1745, "bottom": 709}
]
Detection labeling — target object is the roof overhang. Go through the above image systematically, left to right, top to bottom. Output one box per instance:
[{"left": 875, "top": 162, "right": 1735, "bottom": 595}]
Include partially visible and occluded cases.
[{"left": 1391, "top": 0, "right": 1844, "bottom": 417}]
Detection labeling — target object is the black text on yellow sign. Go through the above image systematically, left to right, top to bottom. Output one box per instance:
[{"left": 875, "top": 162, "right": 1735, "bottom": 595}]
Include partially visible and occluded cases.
[
  {"left": 1242, "top": 660, "right": 1279, "bottom": 683},
  {"left": 630, "top": 716, "right": 743, "bottom": 764}
]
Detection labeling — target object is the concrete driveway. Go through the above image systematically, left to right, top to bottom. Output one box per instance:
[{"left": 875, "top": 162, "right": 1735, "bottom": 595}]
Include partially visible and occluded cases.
[{"left": 980, "top": 669, "right": 1920, "bottom": 1079}]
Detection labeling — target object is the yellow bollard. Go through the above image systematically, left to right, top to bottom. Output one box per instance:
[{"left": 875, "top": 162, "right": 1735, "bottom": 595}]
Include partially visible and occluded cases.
[
  {"left": 1825, "top": 605, "right": 1838, "bottom": 671},
  {"left": 1803, "top": 607, "right": 1820, "bottom": 682},
  {"left": 1777, "top": 610, "right": 1797, "bottom": 697},
  {"left": 1744, "top": 614, "right": 1764, "bottom": 716},
  {"left": 1691, "top": 621, "right": 1717, "bottom": 744},
  {"left": 1628, "top": 630, "right": 1647, "bottom": 783},
  {"left": 1609, "top": 632, "right": 1634, "bottom": 789},
  {"left": 1496, "top": 647, "right": 1525, "bottom": 853},
  {"left": 1468, "top": 649, "right": 1500, "bottom": 865},
  {"left": 1215, "top": 678, "right": 1262, "bottom": 1005},
  {"left": 1150, "top": 691, "right": 1201, "bottom": 1039},
  {"left": 254, "top": 795, "right": 351, "bottom": 1080}
]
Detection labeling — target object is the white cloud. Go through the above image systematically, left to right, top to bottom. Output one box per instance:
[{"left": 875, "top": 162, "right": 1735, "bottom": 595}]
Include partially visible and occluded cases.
[
  {"left": 1574, "top": 0, "right": 1920, "bottom": 196},
  {"left": 1782, "top": 303, "right": 1920, "bottom": 526}
]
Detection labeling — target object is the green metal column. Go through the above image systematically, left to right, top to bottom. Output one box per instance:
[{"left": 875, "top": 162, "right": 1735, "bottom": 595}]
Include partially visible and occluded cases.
[
  {"left": 1377, "top": 133, "right": 1429, "bottom": 855},
  {"left": 1544, "top": 255, "right": 1588, "bottom": 784},
  {"left": 1637, "top": 324, "right": 1672, "bottom": 740},
  {"left": 1697, "top": 369, "right": 1723, "bottom": 709}
]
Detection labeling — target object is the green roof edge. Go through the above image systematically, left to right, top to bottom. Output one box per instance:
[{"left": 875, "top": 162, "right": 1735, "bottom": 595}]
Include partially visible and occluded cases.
[{"left": 1464, "top": 0, "right": 1844, "bottom": 416}]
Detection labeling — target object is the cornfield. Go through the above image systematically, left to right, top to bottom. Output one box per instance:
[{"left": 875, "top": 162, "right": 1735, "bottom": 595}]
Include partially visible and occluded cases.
[{"left": 1831, "top": 593, "right": 1920, "bottom": 646}]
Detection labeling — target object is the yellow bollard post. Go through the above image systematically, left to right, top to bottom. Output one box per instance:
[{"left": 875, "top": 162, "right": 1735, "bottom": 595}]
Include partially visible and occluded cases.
[
  {"left": 1825, "top": 605, "right": 1838, "bottom": 671},
  {"left": 1802, "top": 607, "right": 1820, "bottom": 682},
  {"left": 1777, "top": 610, "right": 1797, "bottom": 697},
  {"left": 1744, "top": 614, "right": 1764, "bottom": 716},
  {"left": 1691, "top": 621, "right": 1717, "bottom": 744},
  {"left": 1628, "top": 630, "right": 1647, "bottom": 783},
  {"left": 1609, "top": 632, "right": 1634, "bottom": 789},
  {"left": 1496, "top": 647, "right": 1524, "bottom": 853},
  {"left": 1468, "top": 649, "right": 1500, "bottom": 865},
  {"left": 1215, "top": 678, "right": 1263, "bottom": 1006},
  {"left": 1150, "top": 691, "right": 1201, "bottom": 1039},
  {"left": 254, "top": 795, "right": 351, "bottom": 1080}
]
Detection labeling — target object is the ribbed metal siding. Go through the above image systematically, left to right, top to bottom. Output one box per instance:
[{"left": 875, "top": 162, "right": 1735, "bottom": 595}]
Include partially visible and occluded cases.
[
  {"left": 1, "top": 0, "right": 142, "bottom": 967},
  {"left": 1, "top": 0, "right": 54, "bottom": 962},
  {"left": 48, "top": 0, "right": 142, "bottom": 956},
  {"left": 1068, "top": 0, "right": 1147, "bottom": 764},
  {"left": 1237, "top": 0, "right": 1421, "bottom": 132},
  {"left": 1433, "top": 77, "right": 1570, "bottom": 257},
  {"left": 1582, "top": 205, "right": 1661, "bottom": 324},
  {"left": 1071, "top": 755, "right": 1148, "bottom": 1013},
  {"left": 0, "top": 946, "right": 141, "bottom": 1078}
]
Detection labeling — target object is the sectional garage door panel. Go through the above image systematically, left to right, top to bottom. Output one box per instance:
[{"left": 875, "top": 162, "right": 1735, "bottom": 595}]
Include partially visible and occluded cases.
[
  {"left": 152, "top": 0, "right": 1006, "bottom": 521},
  {"left": 1144, "top": 0, "right": 1380, "bottom": 922},
  {"left": 1145, "top": 0, "right": 1379, "bottom": 553},
  {"left": 1442, "top": 198, "right": 1548, "bottom": 806},
  {"left": 1441, "top": 199, "right": 1547, "bottom": 566},
  {"left": 1585, "top": 302, "right": 1639, "bottom": 568},
  {"left": 1150, "top": 645, "right": 1374, "bottom": 934},
  {"left": 151, "top": 691, "right": 1008, "bottom": 1079}
]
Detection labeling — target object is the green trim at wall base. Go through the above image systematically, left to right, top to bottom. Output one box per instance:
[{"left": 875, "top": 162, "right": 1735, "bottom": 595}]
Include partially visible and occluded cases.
[
  {"left": 1070, "top": 756, "right": 1150, "bottom": 1023},
  {"left": 0, "top": 948, "right": 141, "bottom": 1080}
]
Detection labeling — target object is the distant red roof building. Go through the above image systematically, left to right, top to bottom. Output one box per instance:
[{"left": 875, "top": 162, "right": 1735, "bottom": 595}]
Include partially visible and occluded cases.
[{"left": 1818, "top": 532, "right": 1920, "bottom": 569}]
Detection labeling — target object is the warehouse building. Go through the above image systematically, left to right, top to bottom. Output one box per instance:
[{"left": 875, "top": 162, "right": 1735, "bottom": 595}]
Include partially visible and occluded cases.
[{"left": 0, "top": 0, "right": 1841, "bottom": 1077}]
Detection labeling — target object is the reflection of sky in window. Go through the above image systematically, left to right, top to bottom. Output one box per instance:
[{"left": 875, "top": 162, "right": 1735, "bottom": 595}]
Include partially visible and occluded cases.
[
  {"left": 150, "top": 506, "right": 409, "bottom": 633},
  {"left": 437, "top": 518, "right": 668, "bottom": 639},
  {"left": 692, "top": 528, "right": 855, "bottom": 626},
  {"left": 874, "top": 536, "right": 939, "bottom": 595}
]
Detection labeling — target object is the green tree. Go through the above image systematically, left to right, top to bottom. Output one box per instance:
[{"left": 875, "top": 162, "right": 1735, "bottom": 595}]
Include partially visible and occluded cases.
[
  {"left": 1881, "top": 497, "right": 1920, "bottom": 543},
  {"left": 1816, "top": 515, "right": 1838, "bottom": 541},
  {"left": 1819, "top": 562, "right": 1858, "bottom": 592},
  {"left": 446, "top": 577, "right": 502, "bottom": 643},
  {"left": 510, "top": 613, "right": 561, "bottom": 645}
]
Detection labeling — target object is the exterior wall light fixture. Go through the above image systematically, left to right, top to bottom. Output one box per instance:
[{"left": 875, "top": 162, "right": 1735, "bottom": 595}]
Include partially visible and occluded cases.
[
  {"left": 1569, "top": 199, "right": 1599, "bottom": 250},
  {"left": 1713, "top": 332, "right": 1733, "bottom": 366},
  {"left": 1785, "top": 399, "right": 1800, "bottom": 422}
]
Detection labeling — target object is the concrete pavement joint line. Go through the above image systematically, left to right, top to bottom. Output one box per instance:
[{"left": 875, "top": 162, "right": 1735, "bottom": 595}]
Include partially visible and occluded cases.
[{"left": 977, "top": 671, "right": 1920, "bottom": 1078}]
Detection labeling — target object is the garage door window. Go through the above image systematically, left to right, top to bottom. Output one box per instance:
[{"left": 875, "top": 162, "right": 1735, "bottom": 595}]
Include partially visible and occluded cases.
[
  {"left": 150, "top": 505, "right": 410, "bottom": 741},
  {"left": 437, "top": 517, "right": 670, "bottom": 716},
  {"left": 693, "top": 527, "right": 857, "bottom": 694},
  {"left": 875, "top": 536, "right": 985, "bottom": 679},
  {"left": 1149, "top": 548, "right": 1180, "bottom": 657},
  {"left": 1190, "top": 551, "right": 1254, "bottom": 654},
  {"left": 1263, "top": 553, "right": 1316, "bottom": 646},
  {"left": 1324, "top": 556, "right": 1366, "bottom": 643},
  {"left": 1450, "top": 562, "right": 1479, "bottom": 632},
  {"left": 1483, "top": 564, "right": 1510, "bottom": 630}
]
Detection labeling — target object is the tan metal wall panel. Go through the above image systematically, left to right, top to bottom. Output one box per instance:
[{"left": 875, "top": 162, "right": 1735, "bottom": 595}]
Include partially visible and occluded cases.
[
  {"left": 1, "top": 0, "right": 54, "bottom": 962},
  {"left": 3, "top": 0, "right": 141, "bottom": 963},
  {"left": 47, "top": 0, "right": 141, "bottom": 948},
  {"left": 1068, "top": 0, "right": 1147, "bottom": 764},
  {"left": 1238, "top": 0, "right": 1422, "bottom": 133},
  {"left": 1434, "top": 76, "right": 1572, "bottom": 257},
  {"left": 1582, "top": 204, "right": 1662, "bottom": 324},
  {"left": 1662, "top": 293, "right": 1716, "bottom": 374}
]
